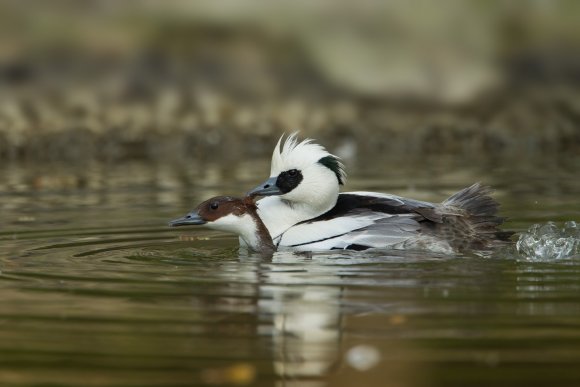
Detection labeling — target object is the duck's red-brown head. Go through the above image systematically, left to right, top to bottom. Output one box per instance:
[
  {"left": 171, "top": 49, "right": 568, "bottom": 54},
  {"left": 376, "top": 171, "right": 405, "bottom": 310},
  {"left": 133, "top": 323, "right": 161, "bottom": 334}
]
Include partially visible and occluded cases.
[{"left": 169, "top": 196, "right": 274, "bottom": 253}]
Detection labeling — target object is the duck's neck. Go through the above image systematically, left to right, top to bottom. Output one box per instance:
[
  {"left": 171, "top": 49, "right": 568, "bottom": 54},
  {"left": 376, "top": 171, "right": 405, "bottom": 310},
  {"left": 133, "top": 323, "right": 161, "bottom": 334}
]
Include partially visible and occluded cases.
[
  {"left": 257, "top": 194, "right": 338, "bottom": 239},
  {"left": 240, "top": 212, "right": 275, "bottom": 254}
]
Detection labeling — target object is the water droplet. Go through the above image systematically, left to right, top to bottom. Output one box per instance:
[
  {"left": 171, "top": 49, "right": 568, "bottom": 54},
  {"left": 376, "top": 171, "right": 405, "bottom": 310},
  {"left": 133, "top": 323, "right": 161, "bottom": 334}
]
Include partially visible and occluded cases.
[
  {"left": 516, "top": 221, "right": 580, "bottom": 261},
  {"left": 346, "top": 345, "right": 381, "bottom": 371}
]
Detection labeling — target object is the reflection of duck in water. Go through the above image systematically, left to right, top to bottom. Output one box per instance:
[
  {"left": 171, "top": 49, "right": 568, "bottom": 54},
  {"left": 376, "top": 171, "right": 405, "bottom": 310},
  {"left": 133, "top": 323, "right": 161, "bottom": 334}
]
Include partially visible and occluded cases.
[
  {"left": 246, "top": 134, "right": 512, "bottom": 253},
  {"left": 169, "top": 195, "right": 275, "bottom": 254}
]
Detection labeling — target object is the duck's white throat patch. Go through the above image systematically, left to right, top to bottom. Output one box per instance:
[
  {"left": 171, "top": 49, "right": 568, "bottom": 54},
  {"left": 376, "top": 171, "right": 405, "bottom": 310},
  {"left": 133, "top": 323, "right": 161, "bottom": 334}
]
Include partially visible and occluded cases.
[{"left": 209, "top": 213, "right": 262, "bottom": 250}]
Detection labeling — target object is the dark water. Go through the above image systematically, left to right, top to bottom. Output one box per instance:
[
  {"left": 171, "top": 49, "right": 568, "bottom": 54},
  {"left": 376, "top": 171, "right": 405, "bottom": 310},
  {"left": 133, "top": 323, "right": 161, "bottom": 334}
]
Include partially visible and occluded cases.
[{"left": 1, "top": 155, "right": 579, "bottom": 387}]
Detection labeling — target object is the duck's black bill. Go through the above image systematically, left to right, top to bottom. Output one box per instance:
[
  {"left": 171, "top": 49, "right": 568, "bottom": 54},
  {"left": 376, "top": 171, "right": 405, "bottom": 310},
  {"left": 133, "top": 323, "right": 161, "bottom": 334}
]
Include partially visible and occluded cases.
[
  {"left": 247, "top": 177, "right": 282, "bottom": 197},
  {"left": 168, "top": 213, "right": 206, "bottom": 227}
]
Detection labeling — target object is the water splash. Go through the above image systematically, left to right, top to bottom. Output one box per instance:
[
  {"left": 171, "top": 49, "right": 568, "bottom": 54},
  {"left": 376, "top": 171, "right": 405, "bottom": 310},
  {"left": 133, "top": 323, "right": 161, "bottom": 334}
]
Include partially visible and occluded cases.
[{"left": 516, "top": 221, "right": 580, "bottom": 261}]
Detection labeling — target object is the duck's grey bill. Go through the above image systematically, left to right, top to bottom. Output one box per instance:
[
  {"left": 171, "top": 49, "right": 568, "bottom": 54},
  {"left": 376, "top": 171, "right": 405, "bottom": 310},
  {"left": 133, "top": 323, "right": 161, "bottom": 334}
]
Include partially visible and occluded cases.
[
  {"left": 247, "top": 177, "right": 282, "bottom": 196},
  {"left": 168, "top": 213, "right": 206, "bottom": 227}
]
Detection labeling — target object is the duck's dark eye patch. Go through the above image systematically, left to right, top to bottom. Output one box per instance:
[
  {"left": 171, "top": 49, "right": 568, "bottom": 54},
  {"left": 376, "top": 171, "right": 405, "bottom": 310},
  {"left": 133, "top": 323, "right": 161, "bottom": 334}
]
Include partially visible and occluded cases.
[
  {"left": 276, "top": 169, "right": 303, "bottom": 194},
  {"left": 210, "top": 202, "right": 219, "bottom": 210}
]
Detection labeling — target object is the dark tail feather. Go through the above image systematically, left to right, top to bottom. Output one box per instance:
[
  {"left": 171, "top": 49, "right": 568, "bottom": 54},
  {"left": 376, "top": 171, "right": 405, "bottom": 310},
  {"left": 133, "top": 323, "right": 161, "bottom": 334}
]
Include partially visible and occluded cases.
[{"left": 443, "top": 183, "right": 513, "bottom": 243}]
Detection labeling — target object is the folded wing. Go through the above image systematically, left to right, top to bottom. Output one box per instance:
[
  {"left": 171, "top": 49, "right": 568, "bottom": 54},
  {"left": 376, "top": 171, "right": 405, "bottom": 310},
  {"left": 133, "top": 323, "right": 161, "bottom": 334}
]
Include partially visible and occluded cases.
[{"left": 276, "top": 193, "right": 437, "bottom": 250}]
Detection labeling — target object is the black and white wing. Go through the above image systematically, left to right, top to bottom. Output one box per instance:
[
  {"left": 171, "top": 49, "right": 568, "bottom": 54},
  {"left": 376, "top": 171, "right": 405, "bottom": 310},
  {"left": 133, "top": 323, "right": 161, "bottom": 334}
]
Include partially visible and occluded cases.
[{"left": 276, "top": 192, "right": 442, "bottom": 251}]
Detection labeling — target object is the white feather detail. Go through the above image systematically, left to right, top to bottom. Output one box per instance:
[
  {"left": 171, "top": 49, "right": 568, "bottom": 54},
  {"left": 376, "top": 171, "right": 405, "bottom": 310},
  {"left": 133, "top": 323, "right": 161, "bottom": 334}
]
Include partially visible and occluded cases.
[
  {"left": 275, "top": 212, "right": 421, "bottom": 250},
  {"left": 276, "top": 213, "right": 383, "bottom": 245}
]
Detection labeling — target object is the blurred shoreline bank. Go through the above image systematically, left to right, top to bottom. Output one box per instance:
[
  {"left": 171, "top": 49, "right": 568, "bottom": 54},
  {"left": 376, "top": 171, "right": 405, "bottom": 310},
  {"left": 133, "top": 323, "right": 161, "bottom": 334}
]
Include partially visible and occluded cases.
[{"left": 1, "top": 83, "right": 580, "bottom": 163}]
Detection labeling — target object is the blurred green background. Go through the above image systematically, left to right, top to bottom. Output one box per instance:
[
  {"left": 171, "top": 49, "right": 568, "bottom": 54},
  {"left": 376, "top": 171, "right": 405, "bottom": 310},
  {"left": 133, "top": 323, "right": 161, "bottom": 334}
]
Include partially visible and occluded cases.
[{"left": 1, "top": 0, "right": 580, "bottom": 162}]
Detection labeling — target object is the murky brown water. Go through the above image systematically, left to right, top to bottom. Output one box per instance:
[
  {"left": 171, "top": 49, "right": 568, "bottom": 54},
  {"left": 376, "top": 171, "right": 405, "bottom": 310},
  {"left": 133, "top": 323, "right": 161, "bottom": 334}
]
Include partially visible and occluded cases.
[{"left": 1, "top": 154, "right": 579, "bottom": 386}]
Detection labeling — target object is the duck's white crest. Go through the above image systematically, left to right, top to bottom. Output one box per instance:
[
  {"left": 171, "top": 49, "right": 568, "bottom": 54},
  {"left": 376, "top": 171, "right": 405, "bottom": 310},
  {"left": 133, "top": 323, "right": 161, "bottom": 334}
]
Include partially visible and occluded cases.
[{"left": 270, "top": 133, "right": 347, "bottom": 183}]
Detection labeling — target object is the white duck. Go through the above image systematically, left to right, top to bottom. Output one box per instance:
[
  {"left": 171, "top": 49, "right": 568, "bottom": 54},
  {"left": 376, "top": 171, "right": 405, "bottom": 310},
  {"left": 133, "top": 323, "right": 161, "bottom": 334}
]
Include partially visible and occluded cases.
[{"left": 245, "top": 134, "right": 511, "bottom": 253}]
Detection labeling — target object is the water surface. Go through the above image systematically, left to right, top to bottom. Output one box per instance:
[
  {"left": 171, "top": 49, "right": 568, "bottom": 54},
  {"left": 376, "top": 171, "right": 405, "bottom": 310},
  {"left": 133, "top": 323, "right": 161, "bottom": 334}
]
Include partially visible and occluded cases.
[{"left": 1, "top": 155, "right": 579, "bottom": 386}]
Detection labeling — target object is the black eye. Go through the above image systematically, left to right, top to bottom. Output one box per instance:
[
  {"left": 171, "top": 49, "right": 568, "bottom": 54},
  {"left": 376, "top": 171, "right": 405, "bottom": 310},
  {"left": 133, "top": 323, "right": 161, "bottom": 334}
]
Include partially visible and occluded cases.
[
  {"left": 288, "top": 169, "right": 298, "bottom": 177},
  {"left": 210, "top": 202, "right": 219, "bottom": 210}
]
